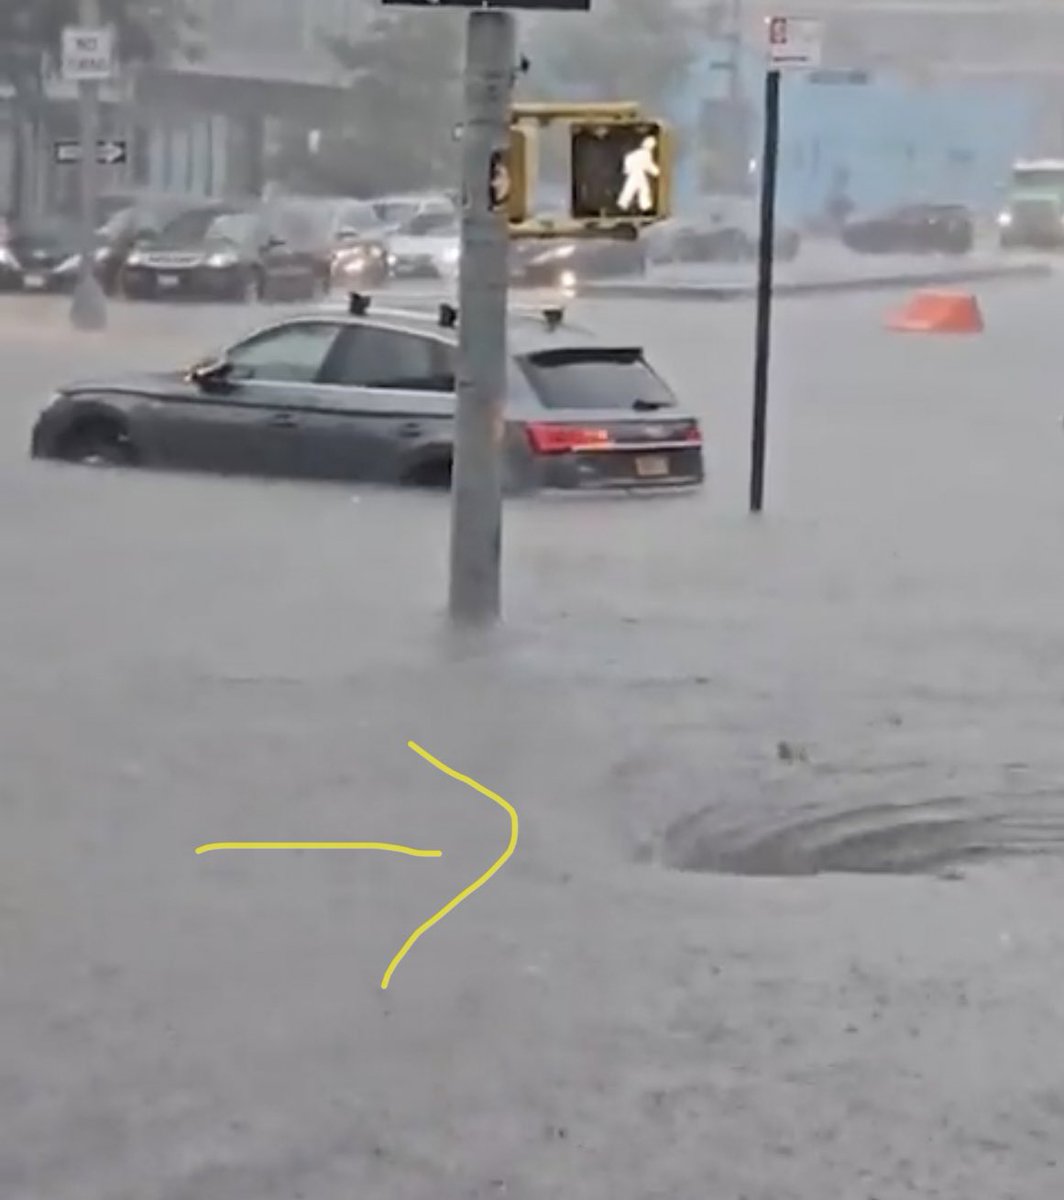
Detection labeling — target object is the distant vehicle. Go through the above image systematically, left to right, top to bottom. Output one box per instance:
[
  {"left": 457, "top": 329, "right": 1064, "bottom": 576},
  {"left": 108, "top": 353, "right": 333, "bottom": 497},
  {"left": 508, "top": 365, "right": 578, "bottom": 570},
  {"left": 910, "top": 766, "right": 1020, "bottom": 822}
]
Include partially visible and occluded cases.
[
  {"left": 998, "top": 159, "right": 1064, "bottom": 248},
  {"left": 370, "top": 192, "right": 456, "bottom": 234},
  {"left": 87, "top": 196, "right": 218, "bottom": 294},
  {"left": 262, "top": 196, "right": 389, "bottom": 291},
  {"left": 644, "top": 196, "right": 801, "bottom": 264},
  {"left": 0, "top": 197, "right": 202, "bottom": 295},
  {"left": 291, "top": 197, "right": 390, "bottom": 288},
  {"left": 842, "top": 203, "right": 974, "bottom": 255},
  {"left": 120, "top": 205, "right": 324, "bottom": 302},
  {"left": 385, "top": 212, "right": 460, "bottom": 280},
  {"left": 0, "top": 216, "right": 82, "bottom": 292},
  {"left": 510, "top": 237, "right": 646, "bottom": 289},
  {"left": 31, "top": 295, "right": 704, "bottom": 493}
]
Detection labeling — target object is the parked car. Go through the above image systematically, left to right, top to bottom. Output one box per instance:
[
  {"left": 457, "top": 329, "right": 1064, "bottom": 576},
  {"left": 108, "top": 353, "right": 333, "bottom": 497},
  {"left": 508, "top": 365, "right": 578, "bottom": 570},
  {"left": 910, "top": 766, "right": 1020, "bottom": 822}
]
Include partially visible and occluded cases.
[
  {"left": 39, "top": 196, "right": 217, "bottom": 294},
  {"left": 645, "top": 197, "right": 801, "bottom": 264},
  {"left": 841, "top": 204, "right": 974, "bottom": 255},
  {"left": 120, "top": 205, "right": 324, "bottom": 302},
  {"left": 385, "top": 212, "right": 461, "bottom": 280},
  {"left": 0, "top": 216, "right": 83, "bottom": 292},
  {"left": 510, "top": 237, "right": 646, "bottom": 289},
  {"left": 30, "top": 296, "right": 704, "bottom": 493}
]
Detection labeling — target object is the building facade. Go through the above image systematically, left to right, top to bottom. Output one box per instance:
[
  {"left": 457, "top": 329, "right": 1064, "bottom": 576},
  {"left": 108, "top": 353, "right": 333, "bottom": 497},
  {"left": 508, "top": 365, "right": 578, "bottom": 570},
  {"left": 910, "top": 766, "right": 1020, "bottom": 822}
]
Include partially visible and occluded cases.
[{"left": 666, "top": 38, "right": 1039, "bottom": 222}]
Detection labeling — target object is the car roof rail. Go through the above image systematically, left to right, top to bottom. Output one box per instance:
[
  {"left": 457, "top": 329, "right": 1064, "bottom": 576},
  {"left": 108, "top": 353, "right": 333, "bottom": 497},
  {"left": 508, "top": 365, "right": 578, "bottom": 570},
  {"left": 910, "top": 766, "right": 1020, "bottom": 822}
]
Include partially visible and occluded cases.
[{"left": 348, "top": 291, "right": 371, "bottom": 315}]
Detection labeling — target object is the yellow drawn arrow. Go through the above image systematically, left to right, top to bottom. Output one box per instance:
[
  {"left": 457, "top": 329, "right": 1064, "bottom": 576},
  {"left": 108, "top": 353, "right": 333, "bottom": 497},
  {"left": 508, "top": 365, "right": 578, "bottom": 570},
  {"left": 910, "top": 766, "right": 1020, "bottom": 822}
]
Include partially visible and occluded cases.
[{"left": 194, "top": 741, "right": 518, "bottom": 990}]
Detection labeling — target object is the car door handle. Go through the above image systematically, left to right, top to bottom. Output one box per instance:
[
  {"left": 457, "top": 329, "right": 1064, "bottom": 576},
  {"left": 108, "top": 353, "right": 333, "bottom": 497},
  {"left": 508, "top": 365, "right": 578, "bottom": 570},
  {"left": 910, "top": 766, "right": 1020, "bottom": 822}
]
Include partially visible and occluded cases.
[
  {"left": 268, "top": 411, "right": 299, "bottom": 428},
  {"left": 396, "top": 421, "right": 422, "bottom": 438}
]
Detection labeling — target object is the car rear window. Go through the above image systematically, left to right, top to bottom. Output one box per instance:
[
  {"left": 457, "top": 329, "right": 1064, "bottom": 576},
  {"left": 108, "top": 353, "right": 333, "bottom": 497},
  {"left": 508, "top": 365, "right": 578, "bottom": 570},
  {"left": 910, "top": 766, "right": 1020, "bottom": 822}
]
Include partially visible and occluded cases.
[{"left": 519, "top": 348, "right": 677, "bottom": 411}]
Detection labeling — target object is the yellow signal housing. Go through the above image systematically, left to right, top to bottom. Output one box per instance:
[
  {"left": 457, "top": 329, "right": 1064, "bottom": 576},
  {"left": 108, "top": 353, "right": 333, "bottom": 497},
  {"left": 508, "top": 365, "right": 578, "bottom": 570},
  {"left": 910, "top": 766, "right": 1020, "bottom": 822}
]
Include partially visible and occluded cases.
[{"left": 506, "top": 126, "right": 530, "bottom": 224}]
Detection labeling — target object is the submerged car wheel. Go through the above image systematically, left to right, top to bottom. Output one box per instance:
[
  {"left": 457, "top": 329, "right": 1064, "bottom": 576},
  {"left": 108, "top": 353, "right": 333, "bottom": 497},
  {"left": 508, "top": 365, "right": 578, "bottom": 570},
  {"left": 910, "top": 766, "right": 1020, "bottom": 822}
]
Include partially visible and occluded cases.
[{"left": 58, "top": 419, "right": 134, "bottom": 467}]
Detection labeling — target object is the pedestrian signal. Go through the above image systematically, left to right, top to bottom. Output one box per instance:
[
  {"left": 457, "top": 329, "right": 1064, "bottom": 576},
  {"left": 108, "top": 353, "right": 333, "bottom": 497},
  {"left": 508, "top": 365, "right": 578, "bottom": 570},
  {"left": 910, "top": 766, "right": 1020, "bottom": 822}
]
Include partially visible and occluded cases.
[{"left": 569, "top": 120, "right": 672, "bottom": 223}]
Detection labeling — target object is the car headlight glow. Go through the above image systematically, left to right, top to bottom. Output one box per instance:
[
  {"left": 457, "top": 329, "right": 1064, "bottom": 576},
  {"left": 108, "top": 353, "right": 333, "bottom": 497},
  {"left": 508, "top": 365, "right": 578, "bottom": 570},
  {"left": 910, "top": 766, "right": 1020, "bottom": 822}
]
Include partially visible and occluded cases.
[
  {"left": 997, "top": 211, "right": 1013, "bottom": 227},
  {"left": 94, "top": 245, "right": 111, "bottom": 262},
  {"left": 370, "top": 245, "right": 384, "bottom": 258},
  {"left": 0, "top": 246, "right": 19, "bottom": 269},
  {"left": 442, "top": 246, "right": 460, "bottom": 264},
  {"left": 125, "top": 250, "right": 146, "bottom": 267},
  {"left": 206, "top": 252, "right": 238, "bottom": 268},
  {"left": 386, "top": 253, "right": 398, "bottom": 266},
  {"left": 559, "top": 269, "right": 577, "bottom": 290}
]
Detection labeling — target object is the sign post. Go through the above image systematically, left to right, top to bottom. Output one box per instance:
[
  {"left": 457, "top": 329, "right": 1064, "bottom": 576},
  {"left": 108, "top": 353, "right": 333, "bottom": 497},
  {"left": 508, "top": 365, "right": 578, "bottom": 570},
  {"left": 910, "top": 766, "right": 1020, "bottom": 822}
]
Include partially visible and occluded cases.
[
  {"left": 63, "top": 6, "right": 114, "bottom": 331},
  {"left": 750, "top": 16, "right": 821, "bottom": 513}
]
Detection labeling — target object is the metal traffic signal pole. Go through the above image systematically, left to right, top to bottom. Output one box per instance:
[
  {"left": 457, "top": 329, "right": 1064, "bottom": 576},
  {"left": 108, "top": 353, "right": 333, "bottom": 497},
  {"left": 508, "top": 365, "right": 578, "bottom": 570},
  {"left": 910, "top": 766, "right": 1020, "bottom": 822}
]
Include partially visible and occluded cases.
[
  {"left": 70, "top": 0, "right": 108, "bottom": 331},
  {"left": 448, "top": 8, "right": 516, "bottom": 626}
]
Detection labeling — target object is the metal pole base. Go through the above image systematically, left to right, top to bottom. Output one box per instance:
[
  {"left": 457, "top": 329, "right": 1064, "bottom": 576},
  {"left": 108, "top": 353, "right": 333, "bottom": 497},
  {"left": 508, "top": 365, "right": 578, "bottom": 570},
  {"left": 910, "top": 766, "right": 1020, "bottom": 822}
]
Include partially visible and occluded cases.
[{"left": 70, "top": 270, "right": 108, "bottom": 331}]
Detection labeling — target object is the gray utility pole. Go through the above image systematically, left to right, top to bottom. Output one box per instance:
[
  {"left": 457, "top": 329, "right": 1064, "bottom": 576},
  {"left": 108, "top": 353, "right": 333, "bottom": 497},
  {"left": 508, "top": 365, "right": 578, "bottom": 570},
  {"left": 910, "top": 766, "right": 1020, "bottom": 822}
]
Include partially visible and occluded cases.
[
  {"left": 70, "top": 0, "right": 108, "bottom": 331},
  {"left": 448, "top": 9, "right": 516, "bottom": 626}
]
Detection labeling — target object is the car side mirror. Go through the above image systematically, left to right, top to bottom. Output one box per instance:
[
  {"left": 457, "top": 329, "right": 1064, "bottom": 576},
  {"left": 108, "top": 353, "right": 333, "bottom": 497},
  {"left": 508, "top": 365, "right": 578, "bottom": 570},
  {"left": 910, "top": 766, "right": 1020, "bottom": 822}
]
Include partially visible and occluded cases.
[{"left": 187, "top": 358, "right": 236, "bottom": 391}]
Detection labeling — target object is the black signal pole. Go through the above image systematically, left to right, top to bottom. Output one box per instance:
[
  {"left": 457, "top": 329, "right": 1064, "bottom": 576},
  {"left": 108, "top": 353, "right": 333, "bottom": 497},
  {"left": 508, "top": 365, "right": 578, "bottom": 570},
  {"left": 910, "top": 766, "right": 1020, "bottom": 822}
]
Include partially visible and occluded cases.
[{"left": 749, "top": 66, "right": 780, "bottom": 514}]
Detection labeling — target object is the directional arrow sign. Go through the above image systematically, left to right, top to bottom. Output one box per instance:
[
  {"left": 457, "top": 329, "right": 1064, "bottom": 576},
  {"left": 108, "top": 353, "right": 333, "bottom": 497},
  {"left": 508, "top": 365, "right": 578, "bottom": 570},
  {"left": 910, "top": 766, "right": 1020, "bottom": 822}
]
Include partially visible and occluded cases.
[{"left": 54, "top": 139, "right": 127, "bottom": 166}]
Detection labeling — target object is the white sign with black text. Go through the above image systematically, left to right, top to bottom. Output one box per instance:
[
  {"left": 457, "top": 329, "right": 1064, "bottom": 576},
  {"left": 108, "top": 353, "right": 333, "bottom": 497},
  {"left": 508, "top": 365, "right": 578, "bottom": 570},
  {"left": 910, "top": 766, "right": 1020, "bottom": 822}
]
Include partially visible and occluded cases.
[
  {"left": 765, "top": 16, "right": 822, "bottom": 70},
  {"left": 61, "top": 26, "right": 116, "bottom": 82}
]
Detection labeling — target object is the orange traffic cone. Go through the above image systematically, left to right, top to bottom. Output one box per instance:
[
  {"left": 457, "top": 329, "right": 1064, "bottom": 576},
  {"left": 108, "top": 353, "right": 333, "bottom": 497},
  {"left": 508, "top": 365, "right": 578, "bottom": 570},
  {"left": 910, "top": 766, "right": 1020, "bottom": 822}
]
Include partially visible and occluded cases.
[{"left": 886, "top": 290, "right": 983, "bottom": 334}]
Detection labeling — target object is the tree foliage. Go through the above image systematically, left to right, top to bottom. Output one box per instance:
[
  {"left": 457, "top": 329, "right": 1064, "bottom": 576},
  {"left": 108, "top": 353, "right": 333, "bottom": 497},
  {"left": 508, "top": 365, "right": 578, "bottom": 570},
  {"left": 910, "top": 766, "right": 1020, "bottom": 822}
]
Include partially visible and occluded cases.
[
  {"left": 0, "top": 0, "right": 200, "bottom": 86},
  {"left": 525, "top": 0, "right": 698, "bottom": 110},
  {"left": 314, "top": 9, "right": 464, "bottom": 196}
]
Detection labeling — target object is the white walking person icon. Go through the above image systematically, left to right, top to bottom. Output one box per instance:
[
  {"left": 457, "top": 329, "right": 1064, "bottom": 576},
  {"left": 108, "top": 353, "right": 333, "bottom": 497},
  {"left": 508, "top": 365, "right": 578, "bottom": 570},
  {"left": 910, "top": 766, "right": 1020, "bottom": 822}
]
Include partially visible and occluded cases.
[{"left": 617, "top": 135, "right": 659, "bottom": 212}]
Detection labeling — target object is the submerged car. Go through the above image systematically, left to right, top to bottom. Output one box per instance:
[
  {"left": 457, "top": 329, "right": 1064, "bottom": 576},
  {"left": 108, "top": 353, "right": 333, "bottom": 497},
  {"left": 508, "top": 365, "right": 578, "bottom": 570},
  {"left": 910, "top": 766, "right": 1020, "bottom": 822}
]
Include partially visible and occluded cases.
[
  {"left": 645, "top": 197, "right": 801, "bottom": 265},
  {"left": 841, "top": 204, "right": 974, "bottom": 255},
  {"left": 120, "top": 206, "right": 324, "bottom": 302},
  {"left": 385, "top": 212, "right": 461, "bottom": 280},
  {"left": 0, "top": 217, "right": 82, "bottom": 292},
  {"left": 511, "top": 238, "right": 646, "bottom": 289},
  {"left": 31, "top": 296, "right": 704, "bottom": 492}
]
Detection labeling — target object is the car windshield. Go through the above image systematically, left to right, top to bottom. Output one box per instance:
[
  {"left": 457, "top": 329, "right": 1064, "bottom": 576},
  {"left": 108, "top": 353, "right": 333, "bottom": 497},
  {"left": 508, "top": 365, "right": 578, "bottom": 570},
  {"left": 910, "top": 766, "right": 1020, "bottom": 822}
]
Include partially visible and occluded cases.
[
  {"left": 1012, "top": 168, "right": 1064, "bottom": 190},
  {"left": 372, "top": 199, "right": 421, "bottom": 225},
  {"left": 95, "top": 208, "right": 134, "bottom": 239},
  {"left": 156, "top": 209, "right": 241, "bottom": 246},
  {"left": 206, "top": 213, "right": 256, "bottom": 244},
  {"left": 401, "top": 213, "right": 457, "bottom": 237},
  {"left": 11, "top": 217, "right": 79, "bottom": 245},
  {"left": 519, "top": 347, "right": 677, "bottom": 410}
]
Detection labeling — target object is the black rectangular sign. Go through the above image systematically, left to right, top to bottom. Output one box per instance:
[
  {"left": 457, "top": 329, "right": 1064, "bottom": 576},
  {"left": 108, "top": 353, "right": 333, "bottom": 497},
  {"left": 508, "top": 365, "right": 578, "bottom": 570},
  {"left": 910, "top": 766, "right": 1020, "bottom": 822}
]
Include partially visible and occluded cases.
[{"left": 382, "top": 1, "right": 590, "bottom": 9}]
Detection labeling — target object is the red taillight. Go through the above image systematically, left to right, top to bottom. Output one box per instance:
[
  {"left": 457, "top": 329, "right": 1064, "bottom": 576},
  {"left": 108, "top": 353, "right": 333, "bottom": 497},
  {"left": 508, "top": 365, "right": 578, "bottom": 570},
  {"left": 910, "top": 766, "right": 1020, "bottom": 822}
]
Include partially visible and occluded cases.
[
  {"left": 684, "top": 421, "right": 702, "bottom": 444},
  {"left": 525, "top": 422, "right": 613, "bottom": 454}
]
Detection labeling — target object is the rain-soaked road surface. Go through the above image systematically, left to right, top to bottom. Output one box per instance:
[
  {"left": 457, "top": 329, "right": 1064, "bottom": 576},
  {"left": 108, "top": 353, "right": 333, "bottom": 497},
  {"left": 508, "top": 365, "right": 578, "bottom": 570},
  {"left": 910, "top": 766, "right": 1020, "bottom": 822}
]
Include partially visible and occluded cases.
[{"left": 3, "top": 279, "right": 1064, "bottom": 1198}]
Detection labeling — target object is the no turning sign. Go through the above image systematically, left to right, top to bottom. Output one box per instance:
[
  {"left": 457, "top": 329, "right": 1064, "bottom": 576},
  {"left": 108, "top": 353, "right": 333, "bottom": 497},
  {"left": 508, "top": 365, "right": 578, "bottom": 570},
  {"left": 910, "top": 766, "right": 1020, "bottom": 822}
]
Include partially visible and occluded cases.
[
  {"left": 766, "top": 16, "right": 822, "bottom": 69},
  {"left": 61, "top": 26, "right": 116, "bottom": 82}
]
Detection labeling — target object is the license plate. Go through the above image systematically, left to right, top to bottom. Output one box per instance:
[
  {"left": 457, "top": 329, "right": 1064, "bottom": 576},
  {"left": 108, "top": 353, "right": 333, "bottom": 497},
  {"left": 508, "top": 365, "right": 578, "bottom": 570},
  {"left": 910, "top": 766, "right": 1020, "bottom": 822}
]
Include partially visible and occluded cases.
[
  {"left": 22, "top": 273, "right": 45, "bottom": 288},
  {"left": 158, "top": 274, "right": 180, "bottom": 288},
  {"left": 635, "top": 454, "right": 669, "bottom": 478}
]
